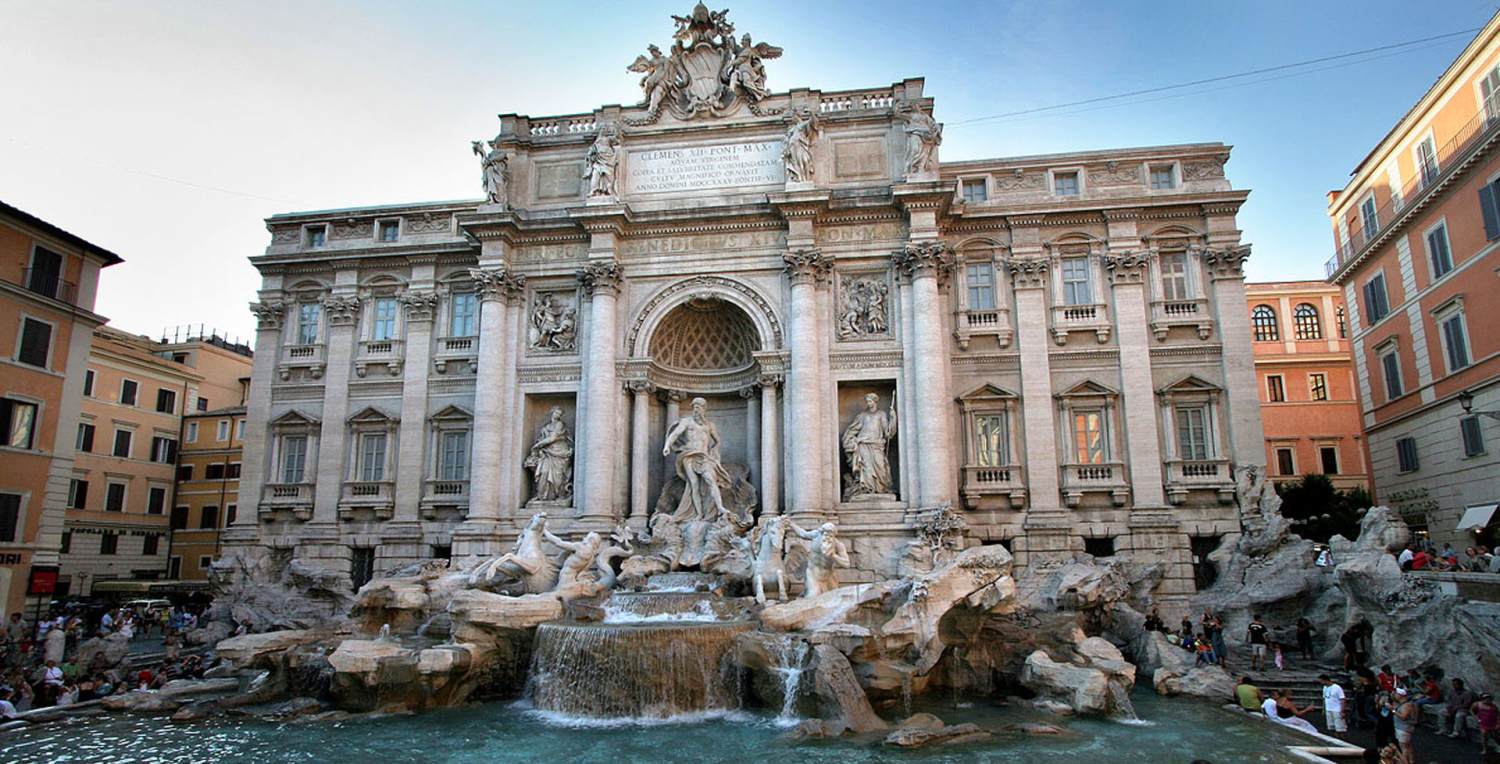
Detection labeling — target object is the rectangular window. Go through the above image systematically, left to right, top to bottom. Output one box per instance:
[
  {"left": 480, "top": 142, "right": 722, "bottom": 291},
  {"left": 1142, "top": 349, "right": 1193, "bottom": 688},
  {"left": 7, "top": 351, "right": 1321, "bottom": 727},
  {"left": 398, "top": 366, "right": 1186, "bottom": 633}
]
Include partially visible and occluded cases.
[
  {"left": 1483, "top": 64, "right": 1500, "bottom": 122},
  {"left": 1415, "top": 137, "right": 1438, "bottom": 187},
  {"left": 1149, "top": 164, "right": 1176, "bottom": 190},
  {"left": 1053, "top": 171, "right": 1080, "bottom": 196},
  {"left": 961, "top": 178, "right": 987, "bottom": 203},
  {"left": 1359, "top": 195, "right": 1379, "bottom": 239},
  {"left": 379, "top": 220, "right": 400, "bottom": 242},
  {"left": 1426, "top": 223, "right": 1454, "bottom": 278},
  {"left": 306, "top": 225, "right": 326, "bottom": 248},
  {"left": 27, "top": 246, "right": 63, "bottom": 299},
  {"left": 1158, "top": 252, "right": 1189, "bottom": 300},
  {"left": 1061, "top": 257, "right": 1091, "bottom": 305},
  {"left": 965, "top": 263, "right": 996, "bottom": 310},
  {"left": 1362, "top": 273, "right": 1389, "bottom": 324},
  {"left": 449, "top": 293, "right": 477, "bottom": 337},
  {"left": 371, "top": 297, "right": 398, "bottom": 341},
  {"left": 297, "top": 303, "right": 321, "bottom": 345},
  {"left": 1440, "top": 312, "right": 1471, "bottom": 372},
  {"left": 17, "top": 318, "right": 51, "bottom": 368},
  {"left": 1380, "top": 348, "right": 1404, "bottom": 400},
  {"left": 83, "top": 369, "right": 95, "bottom": 397},
  {"left": 1309, "top": 373, "right": 1328, "bottom": 401},
  {"left": 1265, "top": 375, "right": 1285, "bottom": 403},
  {"left": 120, "top": 379, "right": 139, "bottom": 406},
  {"left": 155, "top": 388, "right": 176, "bottom": 414},
  {"left": 197, "top": 397, "right": 208, "bottom": 412},
  {"left": 1, "top": 399, "right": 39, "bottom": 449},
  {"left": 1175, "top": 406, "right": 1210, "bottom": 460},
  {"left": 1072, "top": 410, "right": 1106, "bottom": 464},
  {"left": 974, "top": 413, "right": 1009, "bottom": 467},
  {"left": 1461, "top": 416, "right": 1486, "bottom": 457},
  {"left": 236, "top": 419, "right": 245, "bottom": 440},
  {"left": 217, "top": 420, "right": 230, "bottom": 441},
  {"left": 186, "top": 421, "right": 198, "bottom": 443},
  {"left": 77, "top": 422, "right": 95, "bottom": 452},
  {"left": 112, "top": 428, "right": 133, "bottom": 458},
  {"left": 440, "top": 430, "right": 469, "bottom": 481},
  {"left": 359, "top": 433, "right": 387, "bottom": 481},
  {"left": 282, "top": 435, "right": 308, "bottom": 483},
  {"left": 150, "top": 436, "right": 177, "bottom": 464},
  {"left": 1396, "top": 436, "right": 1419, "bottom": 472},
  {"left": 1320, "top": 446, "right": 1340, "bottom": 475},
  {"left": 1275, "top": 447, "right": 1296, "bottom": 476},
  {"left": 206, "top": 463, "right": 225, "bottom": 480},
  {"left": 227, "top": 463, "right": 241, "bottom": 479},
  {"left": 177, "top": 464, "right": 193, "bottom": 481},
  {"left": 68, "top": 479, "right": 88, "bottom": 510},
  {"left": 105, "top": 482, "right": 126, "bottom": 512},
  {"left": 147, "top": 486, "right": 166, "bottom": 515},
  {"left": 0, "top": 494, "right": 16, "bottom": 543},
  {"left": 227, "top": 504, "right": 237, "bottom": 525},
  {"left": 200, "top": 505, "right": 218, "bottom": 529},
  {"left": 170, "top": 506, "right": 188, "bottom": 531},
  {"left": 60, "top": 531, "right": 70, "bottom": 553},
  {"left": 100, "top": 531, "right": 118, "bottom": 555},
  {"left": 143, "top": 535, "right": 159, "bottom": 556},
  {"left": 1083, "top": 537, "right": 1115, "bottom": 558},
  {"left": 351, "top": 547, "right": 376, "bottom": 589},
  {"left": 198, "top": 555, "right": 213, "bottom": 569},
  {"left": 168, "top": 556, "right": 181, "bottom": 578}
]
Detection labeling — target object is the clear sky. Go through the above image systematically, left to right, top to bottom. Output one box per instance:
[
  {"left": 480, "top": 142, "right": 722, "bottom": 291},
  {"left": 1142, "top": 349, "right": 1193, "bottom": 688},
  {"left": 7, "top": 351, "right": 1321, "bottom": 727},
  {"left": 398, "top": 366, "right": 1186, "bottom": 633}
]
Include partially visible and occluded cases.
[{"left": 2, "top": 0, "right": 1495, "bottom": 340}]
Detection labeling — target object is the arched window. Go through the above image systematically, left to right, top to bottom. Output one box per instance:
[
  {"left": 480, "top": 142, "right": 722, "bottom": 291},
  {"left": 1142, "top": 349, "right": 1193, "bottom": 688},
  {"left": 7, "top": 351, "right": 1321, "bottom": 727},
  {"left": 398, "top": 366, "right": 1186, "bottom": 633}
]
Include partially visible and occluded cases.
[
  {"left": 1293, "top": 303, "right": 1322, "bottom": 340},
  {"left": 1252, "top": 305, "right": 1279, "bottom": 342},
  {"left": 1336, "top": 306, "right": 1347, "bottom": 338}
]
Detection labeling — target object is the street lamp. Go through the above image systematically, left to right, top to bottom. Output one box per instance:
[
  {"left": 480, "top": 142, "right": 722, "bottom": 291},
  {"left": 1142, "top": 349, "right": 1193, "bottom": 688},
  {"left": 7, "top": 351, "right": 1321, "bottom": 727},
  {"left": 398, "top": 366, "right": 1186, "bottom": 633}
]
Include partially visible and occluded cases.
[{"left": 1458, "top": 389, "right": 1500, "bottom": 421}]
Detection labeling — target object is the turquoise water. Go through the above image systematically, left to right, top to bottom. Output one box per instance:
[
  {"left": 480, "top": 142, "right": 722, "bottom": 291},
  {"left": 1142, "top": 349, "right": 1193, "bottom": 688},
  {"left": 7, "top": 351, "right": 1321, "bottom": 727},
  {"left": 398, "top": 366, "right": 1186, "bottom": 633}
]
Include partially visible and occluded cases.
[{"left": 6, "top": 691, "right": 1313, "bottom": 763}]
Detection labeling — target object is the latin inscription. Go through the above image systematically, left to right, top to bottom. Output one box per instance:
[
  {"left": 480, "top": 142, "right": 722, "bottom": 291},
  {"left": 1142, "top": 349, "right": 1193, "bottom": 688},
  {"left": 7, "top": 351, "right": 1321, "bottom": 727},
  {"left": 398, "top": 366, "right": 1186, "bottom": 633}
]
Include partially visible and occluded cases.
[
  {"left": 627, "top": 141, "right": 785, "bottom": 194},
  {"left": 536, "top": 161, "right": 583, "bottom": 199}
]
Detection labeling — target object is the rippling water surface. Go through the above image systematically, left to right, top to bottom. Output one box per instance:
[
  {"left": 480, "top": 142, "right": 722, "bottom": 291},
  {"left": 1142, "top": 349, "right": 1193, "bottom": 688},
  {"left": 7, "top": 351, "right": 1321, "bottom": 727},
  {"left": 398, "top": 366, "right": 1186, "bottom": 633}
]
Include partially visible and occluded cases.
[{"left": 6, "top": 690, "right": 1313, "bottom": 764}]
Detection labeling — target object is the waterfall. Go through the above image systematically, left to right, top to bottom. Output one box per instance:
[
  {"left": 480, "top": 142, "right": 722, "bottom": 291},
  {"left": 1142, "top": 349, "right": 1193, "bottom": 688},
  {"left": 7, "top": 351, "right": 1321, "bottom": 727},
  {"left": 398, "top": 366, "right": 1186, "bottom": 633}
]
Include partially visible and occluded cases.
[
  {"left": 602, "top": 592, "right": 729, "bottom": 623},
  {"left": 415, "top": 614, "right": 437, "bottom": 639},
  {"left": 527, "top": 621, "right": 753, "bottom": 720},
  {"left": 376, "top": 623, "right": 392, "bottom": 642},
  {"left": 766, "top": 635, "right": 809, "bottom": 725},
  {"left": 1106, "top": 679, "right": 1140, "bottom": 722}
]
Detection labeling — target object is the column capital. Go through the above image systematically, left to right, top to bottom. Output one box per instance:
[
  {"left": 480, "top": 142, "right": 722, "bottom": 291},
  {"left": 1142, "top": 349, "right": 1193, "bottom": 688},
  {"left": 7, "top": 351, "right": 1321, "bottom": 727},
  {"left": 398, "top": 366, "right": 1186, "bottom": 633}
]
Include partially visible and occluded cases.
[
  {"left": 893, "top": 241, "right": 953, "bottom": 281},
  {"left": 1202, "top": 245, "right": 1251, "bottom": 281},
  {"left": 782, "top": 248, "right": 830, "bottom": 286},
  {"left": 1102, "top": 251, "right": 1151, "bottom": 286},
  {"left": 1004, "top": 257, "right": 1049, "bottom": 290},
  {"left": 577, "top": 259, "right": 623, "bottom": 296},
  {"left": 469, "top": 266, "right": 525, "bottom": 302},
  {"left": 398, "top": 290, "right": 440, "bottom": 322},
  {"left": 322, "top": 295, "right": 362, "bottom": 326},
  {"left": 249, "top": 300, "right": 286, "bottom": 331},
  {"left": 757, "top": 372, "right": 784, "bottom": 389},
  {"left": 625, "top": 379, "right": 656, "bottom": 395},
  {"left": 738, "top": 385, "right": 759, "bottom": 399},
  {"left": 661, "top": 388, "right": 690, "bottom": 404}
]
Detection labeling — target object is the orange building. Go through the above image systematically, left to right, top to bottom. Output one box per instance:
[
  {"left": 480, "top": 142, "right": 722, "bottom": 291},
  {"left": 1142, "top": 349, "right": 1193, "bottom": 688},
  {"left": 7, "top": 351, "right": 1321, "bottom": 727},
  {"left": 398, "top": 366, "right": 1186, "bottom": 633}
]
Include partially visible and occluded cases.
[
  {"left": 1326, "top": 15, "right": 1500, "bottom": 547},
  {"left": 0, "top": 200, "right": 122, "bottom": 615},
  {"left": 1246, "top": 281, "right": 1370, "bottom": 492},
  {"left": 172, "top": 404, "right": 247, "bottom": 582}
]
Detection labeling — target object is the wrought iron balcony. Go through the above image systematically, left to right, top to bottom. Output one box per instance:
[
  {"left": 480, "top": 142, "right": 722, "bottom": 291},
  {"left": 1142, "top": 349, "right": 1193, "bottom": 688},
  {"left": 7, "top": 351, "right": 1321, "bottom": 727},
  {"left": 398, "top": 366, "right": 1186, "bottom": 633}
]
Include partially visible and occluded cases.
[{"left": 21, "top": 267, "right": 78, "bottom": 305}]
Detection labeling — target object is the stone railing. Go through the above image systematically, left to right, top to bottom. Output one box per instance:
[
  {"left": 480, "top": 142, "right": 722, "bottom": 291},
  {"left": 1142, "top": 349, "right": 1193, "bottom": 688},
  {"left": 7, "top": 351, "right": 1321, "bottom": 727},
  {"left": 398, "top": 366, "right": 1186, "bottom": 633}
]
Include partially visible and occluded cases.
[
  {"left": 818, "top": 90, "right": 895, "bottom": 113},
  {"left": 529, "top": 115, "right": 598, "bottom": 137},
  {"left": 1150, "top": 297, "right": 1213, "bottom": 340},
  {"left": 1050, "top": 303, "right": 1111, "bottom": 345},
  {"left": 953, "top": 307, "right": 1013, "bottom": 349},
  {"left": 433, "top": 335, "right": 478, "bottom": 374},
  {"left": 355, "top": 338, "right": 405, "bottom": 377},
  {"left": 279, "top": 343, "right": 326, "bottom": 381},
  {"left": 1164, "top": 458, "right": 1235, "bottom": 504},
  {"left": 1061, "top": 462, "right": 1129, "bottom": 507},
  {"left": 961, "top": 464, "right": 1027, "bottom": 506},
  {"left": 421, "top": 479, "right": 470, "bottom": 519},
  {"left": 338, "top": 480, "right": 395, "bottom": 520},
  {"left": 260, "top": 482, "right": 313, "bottom": 521},
  {"left": 1408, "top": 570, "right": 1500, "bottom": 603}
]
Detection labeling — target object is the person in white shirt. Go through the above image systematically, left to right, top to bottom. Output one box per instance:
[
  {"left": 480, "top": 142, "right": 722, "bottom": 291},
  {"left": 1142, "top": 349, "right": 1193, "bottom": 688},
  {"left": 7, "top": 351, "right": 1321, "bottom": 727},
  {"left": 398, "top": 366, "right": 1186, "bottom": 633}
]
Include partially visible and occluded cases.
[
  {"left": 1396, "top": 545, "right": 1415, "bottom": 571},
  {"left": 99, "top": 610, "right": 115, "bottom": 634},
  {"left": 42, "top": 659, "right": 64, "bottom": 687},
  {"left": 1320, "top": 674, "right": 1348, "bottom": 733},
  {"left": 0, "top": 689, "right": 17, "bottom": 720}
]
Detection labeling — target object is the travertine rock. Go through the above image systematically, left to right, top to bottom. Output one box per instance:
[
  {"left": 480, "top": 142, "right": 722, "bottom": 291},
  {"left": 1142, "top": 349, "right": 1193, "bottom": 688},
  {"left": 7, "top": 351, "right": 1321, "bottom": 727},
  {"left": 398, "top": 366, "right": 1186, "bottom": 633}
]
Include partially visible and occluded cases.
[
  {"left": 883, "top": 544, "right": 1016, "bottom": 673},
  {"left": 208, "top": 548, "right": 355, "bottom": 632},
  {"left": 759, "top": 581, "right": 901, "bottom": 632},
  {"left": 447, "top": 591, "right": 563, "bottom": 645},
  {"left": 215, "top": 629, "right": 329, "bottom": 669},
  {"left": 76, "top": 631, "right": 131, "bottom": 671},
  {"left": 326, "top": 639, "right": 483, "bottom": 712},
  {"left": 811, "top": 644, "right": 888, "bottom": 734},
  {"left": 1020, "top": 650, "right": 1109, "bottom": 714},
  {"left": 1153, "top": 665, "right": 1236, "bottom": 701},
  {"left": 883, "top": 714, "right": 991, "bottom": 748}
]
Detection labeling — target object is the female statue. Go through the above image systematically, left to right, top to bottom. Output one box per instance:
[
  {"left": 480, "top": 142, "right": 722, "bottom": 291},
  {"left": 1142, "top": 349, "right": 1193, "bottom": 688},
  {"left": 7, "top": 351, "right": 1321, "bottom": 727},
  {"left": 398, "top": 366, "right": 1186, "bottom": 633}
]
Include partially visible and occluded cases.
[
  {"left": 782, "top": 109, "right": 819, "bottom": 184},
  {"left": 525, "top": 407, "right": 574, "bottom": 505}
]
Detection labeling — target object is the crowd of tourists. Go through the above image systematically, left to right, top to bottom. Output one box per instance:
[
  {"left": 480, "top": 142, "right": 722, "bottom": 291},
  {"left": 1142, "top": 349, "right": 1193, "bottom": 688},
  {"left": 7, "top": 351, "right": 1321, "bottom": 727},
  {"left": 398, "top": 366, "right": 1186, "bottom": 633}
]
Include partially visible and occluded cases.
[
  {"left": 1396, "top": 540, "right": 1500, "bottom": 573},
  {"left": 0, "top": 603, "right": 230, "bottom": 720},
  {"left": 1143, "top": 608, "right": 1322, "bottom": 674}
]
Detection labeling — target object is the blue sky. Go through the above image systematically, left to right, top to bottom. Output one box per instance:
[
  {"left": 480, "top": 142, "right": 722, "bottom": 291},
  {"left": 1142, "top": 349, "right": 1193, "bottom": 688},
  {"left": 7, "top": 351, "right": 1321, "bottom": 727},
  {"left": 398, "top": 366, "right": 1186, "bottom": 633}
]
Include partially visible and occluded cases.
[{"left": 1, "top": 0, "right": 1495, "bottom": 338}]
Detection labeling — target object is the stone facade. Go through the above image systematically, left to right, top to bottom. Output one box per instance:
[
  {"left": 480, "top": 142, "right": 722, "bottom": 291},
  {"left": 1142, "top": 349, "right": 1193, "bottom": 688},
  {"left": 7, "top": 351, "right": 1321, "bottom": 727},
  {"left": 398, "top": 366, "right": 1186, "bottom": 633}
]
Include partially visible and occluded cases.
[{"left": 228, "top": 7, "right": 1264, "bottom": 601}]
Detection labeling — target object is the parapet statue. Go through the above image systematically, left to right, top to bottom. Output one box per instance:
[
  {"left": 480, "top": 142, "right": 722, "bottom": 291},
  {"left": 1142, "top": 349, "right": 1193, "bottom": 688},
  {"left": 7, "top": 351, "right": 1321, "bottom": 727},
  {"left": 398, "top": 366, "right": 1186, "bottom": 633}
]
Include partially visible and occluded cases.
[
  {"left": 898, "top": 102, "right": 942, "bottom": 178},
  {"left": 782, "top": 109, "right": 819, "bottom": 184},
  {"left": 583, "top": 126, "right": 621, "bottom": 198},
  {"left": 471, "top": 139, "right": 509, "bottom": 208},
  {"left": 842, "top": 393, "right": 897, "bottom": 500},
  {"left": 662, "top": 397, "right": 730, "bottom": 521},
  {"left": 525, "top": 407, "right": 574, "bottom": 506},
  {"left": 468, "top": 512, "right": 558, "bottom": 594},
  {"left": 790, "top": 521, "right": 850, "bottom": 598}
]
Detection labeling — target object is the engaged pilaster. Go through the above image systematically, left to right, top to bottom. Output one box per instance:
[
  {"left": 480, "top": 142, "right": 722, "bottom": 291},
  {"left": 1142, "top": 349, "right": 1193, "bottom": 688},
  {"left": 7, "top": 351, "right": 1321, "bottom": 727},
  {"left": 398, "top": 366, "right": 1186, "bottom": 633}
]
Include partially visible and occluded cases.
[
  {"left": 894, "top": 241, "right": 956, "bottom": 507},
  {"left": 1204, "top": 245, "right": 1264, "bottom": 468},
  {"left": 783, "top": 248, "right": 830, "bottom": 520},
  {"left": 1103, "top": 251, "right": 1166, "bottom": 508},
  {"left": 1006, "top": 255, "right": 1063, "bottom": 514},
  {"left": 578, "top": 258, "right": 624, "bottom": 522},
  {"left": 393, "top": 289, "right": 439, "bottom": 525},
  {"left": 312, "top": 291, "right": 361, "bottom": 526},
  {"left": 229, "top": 298, "right": 286, "bottom": 545},
  {"left": 626, "top": 379, "right": 656, "bottom": 524}
]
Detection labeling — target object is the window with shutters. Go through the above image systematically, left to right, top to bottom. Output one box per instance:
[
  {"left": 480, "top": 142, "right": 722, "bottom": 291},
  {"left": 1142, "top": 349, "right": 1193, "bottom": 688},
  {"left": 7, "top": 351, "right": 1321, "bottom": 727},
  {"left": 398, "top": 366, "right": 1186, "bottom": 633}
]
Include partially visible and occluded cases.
[
  {"left": 1484, "top": 64, "right": 1500, "bottom": 122},
  {"left": 1415, "top": 136, "right": 1438, "bottom": 188},
  {"left": 960, "top": 178, "right": 987, "bottom": 203},
  {"left": 1482, "top": 179, "right": 1500, "bottom": 241},
  {"left": 1359, "top": 195, "right": 1379, "bottom": 239},
  {"left": 1425, "top": 221, "right": 1454, "bottom": 279},
  {"left": 27, "top": 246, "right": 64, "bottom": 300},
  {"left": 1158, "top": 252, "right": 1190, "bottom": 301},
  {"left": 1061, "top": 257, "right": 1092, "bottom": 305},
  {"left": 965, "top": 263, "right": 996, "bottom": 310},
  {"left": 1362, "top": 273, "right": 1390, "bottom": 324},
  {"left": 449, "top": 292, "right": 477, "bottom": 337},
  {"left": 370, "top": 297, "right": 398, "bottom": 341},
  {"left": 297, "top": 302, "right": 321, "bottom": 345},
  {"left": 1436, "top": 302, "right": 1471, "bottom": 374},
  {"left": 1293, "top": 303, "right": 1322, "bottom": 340},
  {"left": 1252, "top": 305, "right": 1279, "bottom": 341},
  {"left": 1336, "top": 306, "right": 1347, "bottom": 338},
  {"left": 16, "top": 318, "right": 52, "bottom": 368},
  {"left": 1379, "top": 344, "right": 1404, "bottom": 400},
  {"left": 83, "top": 369, "right": 95, "bottom": 397},
  {"left": 1309, "top": 373, "right": 1329, "bottom": 401},
  {"left": 1265, "top": 375, "right": 1285, "bottom": 403},
  {"left": 120, "top": 379, "right": 138, "bottom": 406},
  {"left": 155, "top": 388, "right": 176, "bottom": 414},
  {"left": 1, "top": 399, "right": 39, "bottom": 450},
  {"left": 1175, "top": 406, "right": 1210, "bottom": 460},
  {"left": 1461, "top": 416, "right": 1486, "bottom": 457},
  {"left": 217, "top": 420, "right": 230, "bottom": 441},
  {"left": 112, "top": 428, "right": 133, "bottom": 458},
  {"left": 440, "top": 430, "right": 469, "bottom": 481},
  {"left": 359, "top": 433, "right": 388, "bottom": 481},
  {"left": 281, "top": 435, "right": 308, "bottom": 483},
  {"left": 149, "top": 436, "right": 177, "bottom": 463},
  {"left": 1396, "top": 436, "right": 1419, "bottom": 472},
  {"left": 1275, "top": 447, "right": 1296, "bottom": 476},
  {"left": 206, "top": 462, "right": 225, "bottom": 480},
  {"left": 227, "top": 463, "right": 241, "bottom": 479},
  {"left": 68, "top": 479, "right": 88, "bottom": 510},
  {"left": 105, "top": 482, "right": 126, "bottom": 512},
  {"left": 147, "top": 486, "right": 166, "bottom": 515},
  {"left": 0, "top": 494, "right": 18, "bottom": 543}
]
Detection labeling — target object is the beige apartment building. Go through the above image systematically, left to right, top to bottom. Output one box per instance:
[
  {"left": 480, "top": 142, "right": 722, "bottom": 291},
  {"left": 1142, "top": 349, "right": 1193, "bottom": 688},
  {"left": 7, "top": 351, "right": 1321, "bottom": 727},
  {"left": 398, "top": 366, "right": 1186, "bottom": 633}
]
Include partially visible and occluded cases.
[{"left": 172, "top": 404, "right": 247, "bottom": 581}]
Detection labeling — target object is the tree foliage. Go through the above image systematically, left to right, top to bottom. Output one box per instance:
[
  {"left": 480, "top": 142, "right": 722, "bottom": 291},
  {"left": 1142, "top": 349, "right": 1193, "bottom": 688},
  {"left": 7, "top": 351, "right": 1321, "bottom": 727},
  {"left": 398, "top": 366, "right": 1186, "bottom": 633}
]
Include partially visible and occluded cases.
[{"left": 1275, "top": 473, "right": 1372, "bottom": 543}]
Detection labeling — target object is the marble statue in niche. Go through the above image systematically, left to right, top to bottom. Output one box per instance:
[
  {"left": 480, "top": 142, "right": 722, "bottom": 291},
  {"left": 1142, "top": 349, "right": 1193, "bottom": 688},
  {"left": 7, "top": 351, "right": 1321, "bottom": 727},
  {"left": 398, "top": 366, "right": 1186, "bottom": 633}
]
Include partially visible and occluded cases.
[
  {"left": 898, "top": 102, "right": 942, "bottom": 177},
  {"left": 782, "top": 109, "right": 819, "bottom": 184},
  {"left": 583, "top": 126, "right": 621, "bottom": 198},
  {"left": 472, "top": 139, "right": 509, "bottom": 208},
  {"left": 837, "top": 275, "right": 889, "bottom": 339},
  {"left": 528, "top": 293, "right": 577, "bottom": 352},
  {"left": 842, "top": 392, "right": 898, "bottom": 500},
  {"left": 661, "top": 397, "right": 730, "bottom": 521},
  {"left": 525, "top": 407, "right": 574, "bottom": 506},
  {"left": 789, "top": 521, "right": 850, "bottom": 598}
]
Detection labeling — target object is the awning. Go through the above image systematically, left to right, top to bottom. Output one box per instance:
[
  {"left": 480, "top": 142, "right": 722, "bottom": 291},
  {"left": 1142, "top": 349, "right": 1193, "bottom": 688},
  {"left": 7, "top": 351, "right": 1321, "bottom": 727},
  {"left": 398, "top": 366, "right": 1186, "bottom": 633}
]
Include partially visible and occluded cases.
[
  {"left": 1456, "top": 503, "right": 1499, "bottom": 532},
  {"left": 90, "top": 580, "right": 156, "bottom": 594}
]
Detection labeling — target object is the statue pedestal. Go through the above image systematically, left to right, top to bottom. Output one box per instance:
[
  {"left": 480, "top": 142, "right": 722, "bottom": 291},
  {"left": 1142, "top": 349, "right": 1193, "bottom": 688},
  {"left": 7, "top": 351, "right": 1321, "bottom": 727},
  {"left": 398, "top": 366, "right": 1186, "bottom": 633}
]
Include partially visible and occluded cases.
[
  {"left": 783, "top": 180, "right": 817, "bottom": 192},
  {"left": 585, "top": 195, "right": 619, "bottom": 206},
  {"left": 476, "top": 202, "right": 509, "bottom": 214}
]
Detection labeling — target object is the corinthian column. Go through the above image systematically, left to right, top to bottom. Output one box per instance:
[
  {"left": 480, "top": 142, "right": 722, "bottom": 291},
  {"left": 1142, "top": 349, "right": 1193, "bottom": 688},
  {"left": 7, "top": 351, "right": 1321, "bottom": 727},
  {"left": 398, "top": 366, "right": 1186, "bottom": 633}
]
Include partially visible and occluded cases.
[
  {"left": 895, "top": 241, "right": 956, "bottom": 507},
  {"left": 1205, "top": 246, "right": 1265, "bottom": 467},
  {"left": 782, "top": 249, "right": 830, "bottom": 520},
  {"left": 1103, "top": 252, "right": 1165, "bottom": 507},
  {"left": 1008, "top": 257, "right": 1063, "bottom": 512},
  {"left": 578, "top": 259, "right": 623, "bottom": 522},
  {"left": 455, "top": 267, "right": 517, "bottom": 555},
  {"left": 393, "top": 290, "right": 439, "bottom": 523},
  {"left": 312, "top": 292, "right": 361, "bottom": 525},
  {"left": 227, "top": 299, "right": 286, "bottom": 546},
  {"left": 759, "top": 374, "right": 782, "bottom": 516},
  {"left": 627, "top": 380, "right": 655, "bottom": 524}
]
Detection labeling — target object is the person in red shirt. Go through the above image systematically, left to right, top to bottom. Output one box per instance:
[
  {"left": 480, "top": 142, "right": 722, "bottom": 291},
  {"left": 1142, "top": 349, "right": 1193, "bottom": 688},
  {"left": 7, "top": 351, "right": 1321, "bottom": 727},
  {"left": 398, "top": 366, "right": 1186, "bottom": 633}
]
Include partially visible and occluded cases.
[
  {"left": 1411, "top": 550, "right": 1431, "bottom": 570},
  {"left": 1378, "top": 665, "right": 1398, "bottom": 693}
]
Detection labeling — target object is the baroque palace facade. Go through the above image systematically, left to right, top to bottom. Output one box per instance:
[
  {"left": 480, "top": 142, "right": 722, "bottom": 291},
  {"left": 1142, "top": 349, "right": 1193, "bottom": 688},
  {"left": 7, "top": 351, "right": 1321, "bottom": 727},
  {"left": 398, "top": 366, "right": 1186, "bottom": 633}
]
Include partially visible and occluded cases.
[{"left": 227, "top": 6, "right": 1264, "bottom": 597}]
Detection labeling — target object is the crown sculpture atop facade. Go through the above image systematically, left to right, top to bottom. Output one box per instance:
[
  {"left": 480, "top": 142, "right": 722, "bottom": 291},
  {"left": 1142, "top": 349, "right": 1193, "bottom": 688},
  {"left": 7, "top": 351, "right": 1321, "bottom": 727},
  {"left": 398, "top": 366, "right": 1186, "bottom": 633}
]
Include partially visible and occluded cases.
[{"left": 626, "top": 3, "right": 783, "bottom": 124}]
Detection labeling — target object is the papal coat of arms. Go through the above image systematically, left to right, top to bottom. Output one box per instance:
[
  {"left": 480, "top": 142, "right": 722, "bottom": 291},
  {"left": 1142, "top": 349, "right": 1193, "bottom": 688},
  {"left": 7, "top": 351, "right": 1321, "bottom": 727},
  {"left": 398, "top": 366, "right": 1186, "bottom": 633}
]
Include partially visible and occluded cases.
[{"left": 627, "top": 3, "right": 783, "bottom": 123}]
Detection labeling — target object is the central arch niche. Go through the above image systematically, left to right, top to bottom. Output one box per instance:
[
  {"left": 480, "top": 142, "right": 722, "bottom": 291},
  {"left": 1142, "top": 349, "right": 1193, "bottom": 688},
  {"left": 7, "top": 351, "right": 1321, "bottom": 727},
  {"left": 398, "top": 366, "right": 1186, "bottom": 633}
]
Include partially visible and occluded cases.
[{"left": 649, "top": 298, "right": 760, "bottom": 377}]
